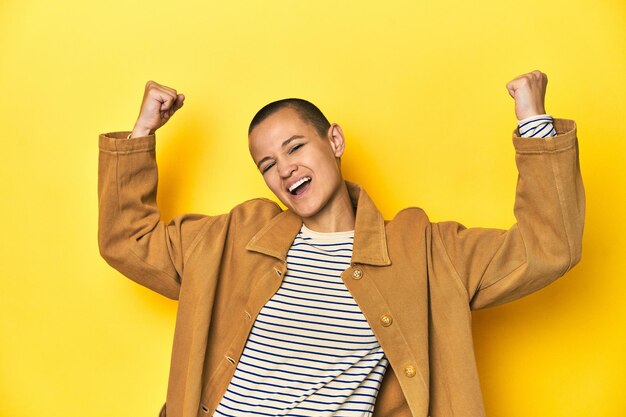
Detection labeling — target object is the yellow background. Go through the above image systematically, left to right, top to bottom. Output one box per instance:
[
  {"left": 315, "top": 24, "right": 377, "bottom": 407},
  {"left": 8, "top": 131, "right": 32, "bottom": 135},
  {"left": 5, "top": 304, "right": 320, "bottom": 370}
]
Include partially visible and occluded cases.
[{"left": 1, "top": 0, "right": 625, "bottom": 416}]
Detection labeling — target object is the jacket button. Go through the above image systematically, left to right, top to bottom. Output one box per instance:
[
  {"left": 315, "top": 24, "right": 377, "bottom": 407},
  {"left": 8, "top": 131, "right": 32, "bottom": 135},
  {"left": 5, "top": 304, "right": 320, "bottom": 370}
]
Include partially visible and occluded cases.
[
  {"left": 352, "top": 268, "right": 363, "bottom": 279},
  {"left": 380, "top": 314, "right": 393, "bottom": 327},
  {"left": 404, "top": 365, "right": 416, "bottom": 378}
]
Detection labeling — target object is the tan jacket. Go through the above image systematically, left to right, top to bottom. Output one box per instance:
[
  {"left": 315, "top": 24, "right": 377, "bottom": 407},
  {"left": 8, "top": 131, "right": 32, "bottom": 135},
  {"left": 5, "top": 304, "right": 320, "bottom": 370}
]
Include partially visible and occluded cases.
[{"left": 98, "top": 119, "right": 584, "bottom": 417}]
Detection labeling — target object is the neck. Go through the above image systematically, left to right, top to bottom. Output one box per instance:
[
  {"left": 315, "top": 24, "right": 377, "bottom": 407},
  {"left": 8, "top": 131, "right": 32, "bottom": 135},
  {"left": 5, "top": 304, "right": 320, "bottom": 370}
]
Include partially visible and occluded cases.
[{"left": 302, "top": 182, "right": 355, "bottom": 232}]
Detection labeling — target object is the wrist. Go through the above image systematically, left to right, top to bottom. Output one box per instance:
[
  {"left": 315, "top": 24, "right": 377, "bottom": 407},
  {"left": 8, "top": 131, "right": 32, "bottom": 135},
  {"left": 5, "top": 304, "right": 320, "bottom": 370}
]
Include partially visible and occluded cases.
[
  {"left": 517, "top": 106, "right": 547, "bottom": 121},
  {"left": 518, "top": 113, "right": 551, "bottom": 124},
  {"left": 130, "top": 125, "right": 152, "bottom": 139}
]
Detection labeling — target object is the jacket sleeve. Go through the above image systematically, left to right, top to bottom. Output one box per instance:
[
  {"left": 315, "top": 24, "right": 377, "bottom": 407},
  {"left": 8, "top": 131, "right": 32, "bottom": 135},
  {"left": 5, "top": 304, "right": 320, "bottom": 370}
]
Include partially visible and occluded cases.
[
  {"left": 432, "top": 119, "right": 585, "bottom": 310},
  {"left": 98, "top": 132, "right": 214, "bottom": 300}
]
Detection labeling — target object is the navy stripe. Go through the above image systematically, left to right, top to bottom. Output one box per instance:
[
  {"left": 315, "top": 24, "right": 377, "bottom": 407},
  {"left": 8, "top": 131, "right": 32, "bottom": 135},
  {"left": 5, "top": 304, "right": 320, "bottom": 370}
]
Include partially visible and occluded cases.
[
  {"left": 519, "top": 116, "right": 552, "bottom": 129},
  {"left": 531, "top": 122, "right": 550, "bottom": 137},
  {"left": 541, "top": 126, "right": 557, "bottom": 138},
  {"left": 291, "top": 241, "right": 353, "bottom": 249},
  {"left": 291, "top": 247, "right": 353, "bottom": 258},
  {"left": 287, "top": 253, "right": 351, "bottom": 265},
  {"left": 288, "top": 260, "right": 349, "bottom": 272},
  {"left": 286, "top": 266, "right": 350, "bottom": 280},
  {"left": 282, "top": 273, "right": 349, "bottom": 288},
  {"left": 279, "top": 280, "right": 353, "bottom": 294},
  {"left": 279, "top": 285, "right": 355, "bottom": 300},
  {"left": 271, "top": 292, "right": 363, "bottom": 307},
  {"left": 267, "top": 298, "right": 364, "bottom": 315},
  {"left": 262, "top": 305, "right": 368, "bottom": 322},
  {"left": 258, "top": 311, "right": 372, "bottom": 331},
  {"left": 254, "top": 318, "right": 379, "bottom": 339},
  {"left": 251, "top": 325, "right": 381, "bottom": 346},
  {"left": 248, "top": 330, "right": 377, "bottom": 353},
  {"left": 245, "top": 338, "right": 380, "bottom": 360},
  {"left": 242, "top": 348, "right": 383, "bottom": 368},
  {"left": 241, "top": 350, "right": 381, "bottom": 372},
  {"left": 237, "top": 354, "right": 385, "bottom": 389},
  {"left": 239, "top": 355, "right": 386, "bottom": 379},
  {"left": 239, "top": 358, "right": 383, "bottom": 380},
  {"left": 237, "top": 363, "right": 380, "bottom": 391},
  {"left": 228, "top": 380, "right": 378, "bottom": 401},
  {"left": 228, "top": 380, "right": 300, "bottom": 399},
  {"left": 225, "top": 386, "right": 377, "bottom": 408},
  {"left": 219, "top": 396, "right": 373, "bottom": 415},
  {"left": 215, "top": 401, "right": 308, "bottom": 417}
]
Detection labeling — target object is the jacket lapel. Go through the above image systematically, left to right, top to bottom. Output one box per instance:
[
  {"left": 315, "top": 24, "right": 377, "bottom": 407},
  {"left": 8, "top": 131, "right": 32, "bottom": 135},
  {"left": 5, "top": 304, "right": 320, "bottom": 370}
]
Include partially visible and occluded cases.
[
  {"left": 245, "top": 181, "right": 391, "bottom": 267},
  {"left": 347, "top": 182, "right": 391, "bottom": 266},
  {"left": 245, "top": 209, "right": 302, "bottom": 261}
]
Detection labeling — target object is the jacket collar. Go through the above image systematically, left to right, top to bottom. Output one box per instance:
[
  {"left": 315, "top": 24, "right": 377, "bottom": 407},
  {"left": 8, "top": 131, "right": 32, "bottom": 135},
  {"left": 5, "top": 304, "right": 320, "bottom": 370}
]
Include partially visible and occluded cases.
[{"left": 246, "top": 181, "right": 391, "bottom": 266}]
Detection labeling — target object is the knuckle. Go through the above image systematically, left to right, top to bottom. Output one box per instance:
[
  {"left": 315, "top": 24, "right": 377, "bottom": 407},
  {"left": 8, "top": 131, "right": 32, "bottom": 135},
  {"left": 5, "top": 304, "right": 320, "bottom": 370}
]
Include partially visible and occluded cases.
[{"left": 531, "top": 70, "right": 545, "bottom": 80}]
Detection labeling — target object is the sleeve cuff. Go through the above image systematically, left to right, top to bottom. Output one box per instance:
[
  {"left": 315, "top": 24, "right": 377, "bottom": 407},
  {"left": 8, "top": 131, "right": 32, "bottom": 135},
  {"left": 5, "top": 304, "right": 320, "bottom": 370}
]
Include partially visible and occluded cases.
[
  {"left": 512, "top": 118, "right": 577, "bottom": 153},
  {"left": 98, "top": 131, "right": 156, "bottom": 153}
]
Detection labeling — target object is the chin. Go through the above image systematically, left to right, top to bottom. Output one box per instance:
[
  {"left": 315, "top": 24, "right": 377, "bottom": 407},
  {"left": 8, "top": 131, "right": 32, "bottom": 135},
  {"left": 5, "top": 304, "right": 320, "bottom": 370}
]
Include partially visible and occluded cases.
[
  {"left": 285, "top": 200, "right": 323, "bottom": 220},
  {"left": 288, "top": 206, "right": 317, "bottom": 220}
]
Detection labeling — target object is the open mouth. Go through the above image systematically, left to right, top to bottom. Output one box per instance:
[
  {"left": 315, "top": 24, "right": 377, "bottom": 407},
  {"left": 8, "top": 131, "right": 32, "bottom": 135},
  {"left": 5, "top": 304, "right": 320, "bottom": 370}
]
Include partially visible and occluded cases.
[{"left": 288, "top": 177, "right": 311, "bottom": 196}]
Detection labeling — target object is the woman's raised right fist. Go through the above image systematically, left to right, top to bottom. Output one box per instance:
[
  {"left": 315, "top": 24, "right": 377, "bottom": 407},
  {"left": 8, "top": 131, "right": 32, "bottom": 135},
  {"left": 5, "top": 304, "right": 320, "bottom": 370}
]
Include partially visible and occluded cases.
[
  {"left": 506, "top": 70, "right": 548, "bottom": 121},
  {"left": 130, "top": 80, "right": 185, "bottom": 138}
]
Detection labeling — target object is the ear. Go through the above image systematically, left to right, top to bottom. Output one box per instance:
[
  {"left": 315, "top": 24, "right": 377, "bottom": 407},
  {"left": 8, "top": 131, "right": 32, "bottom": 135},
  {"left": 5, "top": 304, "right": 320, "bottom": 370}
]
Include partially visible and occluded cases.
[{"left": 327, "top": 123, "right": 346, "bottom": 158}]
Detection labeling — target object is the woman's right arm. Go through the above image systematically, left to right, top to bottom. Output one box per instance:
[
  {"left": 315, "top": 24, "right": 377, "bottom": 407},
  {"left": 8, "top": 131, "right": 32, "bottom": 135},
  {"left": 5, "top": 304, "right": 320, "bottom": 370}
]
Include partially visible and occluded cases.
[{"left": 98, "top": 81, "right": 210, "bottom": 300}]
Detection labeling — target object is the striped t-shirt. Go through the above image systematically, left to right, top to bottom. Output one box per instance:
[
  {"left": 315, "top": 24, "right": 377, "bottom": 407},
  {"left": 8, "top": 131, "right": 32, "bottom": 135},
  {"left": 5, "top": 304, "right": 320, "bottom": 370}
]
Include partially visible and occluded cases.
[{"left": 212, "top": 225, "right": 389, "bottom": 417}]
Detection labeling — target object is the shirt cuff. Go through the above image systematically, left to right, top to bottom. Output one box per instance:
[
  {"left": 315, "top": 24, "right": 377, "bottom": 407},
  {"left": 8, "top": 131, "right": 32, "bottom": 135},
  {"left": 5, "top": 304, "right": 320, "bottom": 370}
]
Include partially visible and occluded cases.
[{"left": 517, "top": 114, "right": 557, "bottom": 138}]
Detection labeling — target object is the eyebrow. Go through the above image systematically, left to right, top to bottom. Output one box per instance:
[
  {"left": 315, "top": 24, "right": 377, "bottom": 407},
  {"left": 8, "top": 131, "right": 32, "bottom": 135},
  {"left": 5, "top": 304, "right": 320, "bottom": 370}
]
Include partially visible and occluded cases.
[{"left": 256, "top": 135, "right": 305, "bottom": 169}]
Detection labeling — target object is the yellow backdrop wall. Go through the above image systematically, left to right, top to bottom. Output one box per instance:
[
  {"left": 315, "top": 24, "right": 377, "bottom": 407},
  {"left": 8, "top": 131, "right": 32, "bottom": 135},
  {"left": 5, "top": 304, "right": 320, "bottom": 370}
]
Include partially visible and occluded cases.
[{"left": 1, "top": 0, "right": 625, "bottom": 416}]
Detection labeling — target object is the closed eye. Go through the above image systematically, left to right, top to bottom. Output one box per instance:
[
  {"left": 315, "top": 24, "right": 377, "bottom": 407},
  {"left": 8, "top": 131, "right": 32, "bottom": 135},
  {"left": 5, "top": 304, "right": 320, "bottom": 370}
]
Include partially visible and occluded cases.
[
  {"left": 288, "top": 143, "right": 304, "bottom": 154},
  {"left": 261, "top": 161, "right": 275, "bottom": 174}
]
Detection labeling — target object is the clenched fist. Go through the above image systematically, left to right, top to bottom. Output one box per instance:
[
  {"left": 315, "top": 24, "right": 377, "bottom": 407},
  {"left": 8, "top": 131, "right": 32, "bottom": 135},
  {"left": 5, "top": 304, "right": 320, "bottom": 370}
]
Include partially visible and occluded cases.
[
  {"left": 506, "top": 70, "right": 548, "bottom": 121},
  {"left": 130, "top": 81, "right": 185, "bottom": 138}
]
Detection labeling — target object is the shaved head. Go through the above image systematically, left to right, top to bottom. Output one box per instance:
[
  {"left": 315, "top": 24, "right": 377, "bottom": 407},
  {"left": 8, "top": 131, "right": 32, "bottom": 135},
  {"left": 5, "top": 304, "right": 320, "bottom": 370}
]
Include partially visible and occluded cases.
[{"left": 248, "top": 98, "right": 330, "bottom": 138}]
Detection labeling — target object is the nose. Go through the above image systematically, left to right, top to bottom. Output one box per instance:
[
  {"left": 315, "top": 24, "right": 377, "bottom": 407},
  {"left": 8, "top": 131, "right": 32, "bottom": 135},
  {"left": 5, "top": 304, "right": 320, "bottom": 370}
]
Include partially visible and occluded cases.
[{"left": 277, "top": 160, "right": 297, "bottom": 179}]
